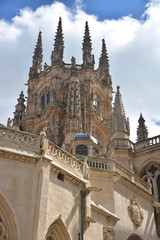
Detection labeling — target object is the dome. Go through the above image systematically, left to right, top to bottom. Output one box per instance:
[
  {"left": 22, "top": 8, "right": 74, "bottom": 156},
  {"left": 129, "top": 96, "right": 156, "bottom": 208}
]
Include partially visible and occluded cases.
[{"left": 75, "top": 132, "right": 90, "bottom": 141}]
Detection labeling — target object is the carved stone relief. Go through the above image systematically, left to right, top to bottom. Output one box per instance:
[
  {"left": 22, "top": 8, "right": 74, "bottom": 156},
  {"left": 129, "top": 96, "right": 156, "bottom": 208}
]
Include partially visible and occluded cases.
[
  {"left": 128, "top": 198, "right": 144, "bottom": 227},
  {"left": 103, "top": 225, "right": 115, "bottom": 240}
]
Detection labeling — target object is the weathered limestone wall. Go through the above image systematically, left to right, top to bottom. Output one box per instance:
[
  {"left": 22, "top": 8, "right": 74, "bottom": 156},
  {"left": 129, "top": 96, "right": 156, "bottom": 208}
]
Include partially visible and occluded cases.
[
  {"left": 0, "top": 156, "right": 36, "bottom": 240},
  {"left": 89, "top": 170, "right": 115, "bottom": 212},
  {"left": 46, "top": 171, "right": 82, "bottom": 239},
  {"left": 114, "top": 182, "right": 159, "bottom": 240},
  {"left": 85, "top": 209, "right": 106, "bottom": 240}
]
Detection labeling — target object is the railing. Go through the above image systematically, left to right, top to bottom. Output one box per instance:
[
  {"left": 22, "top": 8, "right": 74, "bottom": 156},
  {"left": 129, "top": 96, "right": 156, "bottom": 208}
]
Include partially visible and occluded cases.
[
  {"left": 64, "top": 64, "right": 82, "bottom": 70},
  {"left": 64, "top": 64, "right": 72, "bottom": 69},
  {"left": 0, "top": 126, "right": 40, "bottom": 152},
  {"left": 106, "top": 135, "right": 160, "bottom": 154},
  {"left": 134, "top": 135, "right": 160, "bottom": 152},
  {"left": 48, "top": 140, "right": 83, "bottom": 173},
  {"left": 87, "top": 157, "right": 151, "bottom": 193},
  {"left": 87, "top": 158, "right": 112, "bottom": 170}
]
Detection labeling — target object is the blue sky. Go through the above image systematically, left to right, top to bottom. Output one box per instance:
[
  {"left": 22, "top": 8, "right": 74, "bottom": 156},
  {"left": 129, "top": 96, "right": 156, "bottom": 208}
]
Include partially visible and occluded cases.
[
  {"left": 0, "top": 0, "right": 148, "bottom": 21},
  {"left": 0, "top": 0, "right": 160, "bottom": 141}
]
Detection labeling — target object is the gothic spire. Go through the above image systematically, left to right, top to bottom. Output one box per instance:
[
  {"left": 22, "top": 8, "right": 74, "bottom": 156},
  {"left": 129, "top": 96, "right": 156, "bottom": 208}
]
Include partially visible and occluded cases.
[
  {"left": 51, "top": 17, "right": 64, "bottom": 66},
  {"left": 82, "top": 21, "right": 94, "bottom": 68},
  {"left": 29, "top": 31, "right": 43, "bottom": 78},
  {"left": 99, "top": 39, "right": 112, "bottom": 86},
  {"left": 111, "top": 86, "right": 130, "bottom": 139},
  {"left": 13, "top": 91, "right": 25, "bottom": 130},
  {"left": 137, "top": 113, "right": 148, "bottom": 142}
]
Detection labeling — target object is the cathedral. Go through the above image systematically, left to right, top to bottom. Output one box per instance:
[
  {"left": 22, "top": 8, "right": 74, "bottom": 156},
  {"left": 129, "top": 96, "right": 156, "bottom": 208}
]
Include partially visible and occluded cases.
[{"left": 0, "top": 17, "right": 160, "bottom": 240}]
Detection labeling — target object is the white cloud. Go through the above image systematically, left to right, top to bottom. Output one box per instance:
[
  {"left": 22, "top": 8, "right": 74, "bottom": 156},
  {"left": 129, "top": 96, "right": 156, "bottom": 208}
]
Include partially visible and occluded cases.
[{"left": 0, "top": 0, "right": 160, "bottom": 142}]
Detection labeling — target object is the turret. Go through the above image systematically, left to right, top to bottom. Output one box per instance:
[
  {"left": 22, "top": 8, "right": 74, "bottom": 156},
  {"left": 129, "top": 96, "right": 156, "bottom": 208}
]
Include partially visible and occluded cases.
[
  {"left": 51, "top": 17, "right": 64, "bottom": 66},
  {"left": 82, "top": 21, "right": 94, "bottom": 68},
  {"left": 29, "top": 31, "right": 43, "bottom": 78},
  {"left": 99, "top": 39, "right": 112, "bottom": 86},
  {"left": 111, "top": 86, "right": 130, "bottom": 140},
  {"left": 13, "top": 91, "right": 25, "bottom": 130},
  {"left": 137, "top": 113, "right": 148, "bottom": 142}
]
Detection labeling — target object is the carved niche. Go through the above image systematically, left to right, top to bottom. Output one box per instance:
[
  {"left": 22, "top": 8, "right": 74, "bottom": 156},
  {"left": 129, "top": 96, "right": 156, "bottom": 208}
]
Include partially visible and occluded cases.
[{"left": 128, "top": 198, "right": 144, "bottom": 227}]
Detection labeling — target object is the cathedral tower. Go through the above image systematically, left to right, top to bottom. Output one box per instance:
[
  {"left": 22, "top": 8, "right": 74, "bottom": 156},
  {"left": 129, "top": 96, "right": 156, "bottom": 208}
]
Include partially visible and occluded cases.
[{"left": 20, "top": 18, "right": 113, "bottom": 153}]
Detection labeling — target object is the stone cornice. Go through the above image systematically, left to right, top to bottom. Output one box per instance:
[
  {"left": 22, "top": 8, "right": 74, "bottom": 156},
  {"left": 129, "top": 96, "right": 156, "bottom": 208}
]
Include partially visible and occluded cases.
[
  {"left": 0, "top": 149, "right": 39, "bottom": 164},
  {"left": 91, "top": 200, "right": 120, "bottom": 222}
]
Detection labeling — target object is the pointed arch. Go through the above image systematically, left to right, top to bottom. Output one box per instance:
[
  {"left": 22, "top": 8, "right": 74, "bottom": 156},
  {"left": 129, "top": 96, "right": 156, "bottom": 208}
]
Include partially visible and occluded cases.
[
  {"left": 138, "top": 158, "right": 160, "bottom": 177},
  {"left": 139, "top": 160, "right": 160, "bottom": 204},
  {"left": 0, "top": 190, "right": 19, "bottom": 239},
  {"left": 45, "top": 216, "right": 71, "bottom": 240}
]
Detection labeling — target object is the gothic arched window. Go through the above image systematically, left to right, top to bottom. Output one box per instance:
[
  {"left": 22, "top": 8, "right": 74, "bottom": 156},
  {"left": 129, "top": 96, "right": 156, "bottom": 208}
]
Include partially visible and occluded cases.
[
  {"left": 47, "top": 91, "right": 50, "bottom": 104},
  {"left": 41, "top": 94, "right": 45, "bottom": 110},
  {"left": 76, "top": 145, "right": 88, "bottom": 156},
  {"left": 92, "top": 147, "right": 99, "bottom": 157},
  {"left": 141, "top": 163, "right": 160, "bottom": 202}
]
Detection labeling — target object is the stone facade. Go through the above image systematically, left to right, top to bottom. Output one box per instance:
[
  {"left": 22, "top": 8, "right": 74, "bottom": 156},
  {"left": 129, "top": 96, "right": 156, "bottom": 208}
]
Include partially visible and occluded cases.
[{"left": 0, "top": 18, "right": 160, "bottom": 240}]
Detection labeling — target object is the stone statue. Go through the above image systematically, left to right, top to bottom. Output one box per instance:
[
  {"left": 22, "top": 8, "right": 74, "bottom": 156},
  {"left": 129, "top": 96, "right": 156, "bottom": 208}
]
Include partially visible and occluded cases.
[
  {"left": 71, "top": 56, "right": 76, "bottom": 67},
  {"left": 7, "top": 118, "right": 12, "bottom": 128},
  {"left": 40, "top": 127, "right": 47, "bottom": 150},
  {"left": 83, "top": 157, "right": 90, "bottom": 180}
]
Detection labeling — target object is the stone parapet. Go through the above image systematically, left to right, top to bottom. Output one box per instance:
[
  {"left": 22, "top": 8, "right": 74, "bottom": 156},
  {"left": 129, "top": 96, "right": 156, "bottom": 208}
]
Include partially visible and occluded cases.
[
  {"left": 0, "top": 126, "right": 41, "bottom": 154},
  {"left": 106, "top": 135, "right": 160, "bottom": 154},
  {"left": 47, "top": 140, "right": 83, "bottom": 174}
]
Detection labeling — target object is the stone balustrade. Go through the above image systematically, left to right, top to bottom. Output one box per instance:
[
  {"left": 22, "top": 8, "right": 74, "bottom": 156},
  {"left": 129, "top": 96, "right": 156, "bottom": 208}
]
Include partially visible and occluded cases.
[
  {"left": 64, "top": 64, "right": 82, "bottom": 70},
  {"left": 0, "top": 126, "right": 40, "bottom": 152},
  {"left": 0, "top": 126, "right": 84, "bottom": 175},
  {"left": 106, "top": 135, "right": 160, "bottom": 154},
  {"left": 134, "top": 135, "right": 160, "bottom": 152},
  {"left": 48, "top": 140, "right": 83, "bottom": 173},
  {"left": 87, "top": 158, "right": 112, "bottom": 170}
]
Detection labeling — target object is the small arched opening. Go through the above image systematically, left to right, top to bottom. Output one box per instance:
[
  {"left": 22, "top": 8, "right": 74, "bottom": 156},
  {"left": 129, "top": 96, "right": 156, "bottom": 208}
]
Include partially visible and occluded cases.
[
  {"left": 76, "top": 145, "right": 88, "bottom": 156},
  {"left": 92, "top": 147, "right": 99, "bottom": 158},
  {"left": 127, "top": 233, "right": 143, "bottom": 240}
]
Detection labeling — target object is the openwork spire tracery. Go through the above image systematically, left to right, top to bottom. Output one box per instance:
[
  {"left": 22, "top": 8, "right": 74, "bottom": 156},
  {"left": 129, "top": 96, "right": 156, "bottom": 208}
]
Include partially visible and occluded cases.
[
  {"left": 51, "top": 17, "right": 64, "bottom": 65},
  {"left": 82, "top": 21, "right": 94, "bottom": 68},
  {"left": 29, "top": 31, "right": 43, "bottom": 78},
  {"left": 99, "top": 39, "right": 112, "bottom": 86},
  {"left": 111, "top": 86, "right": 130, "bottom": 137}
]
